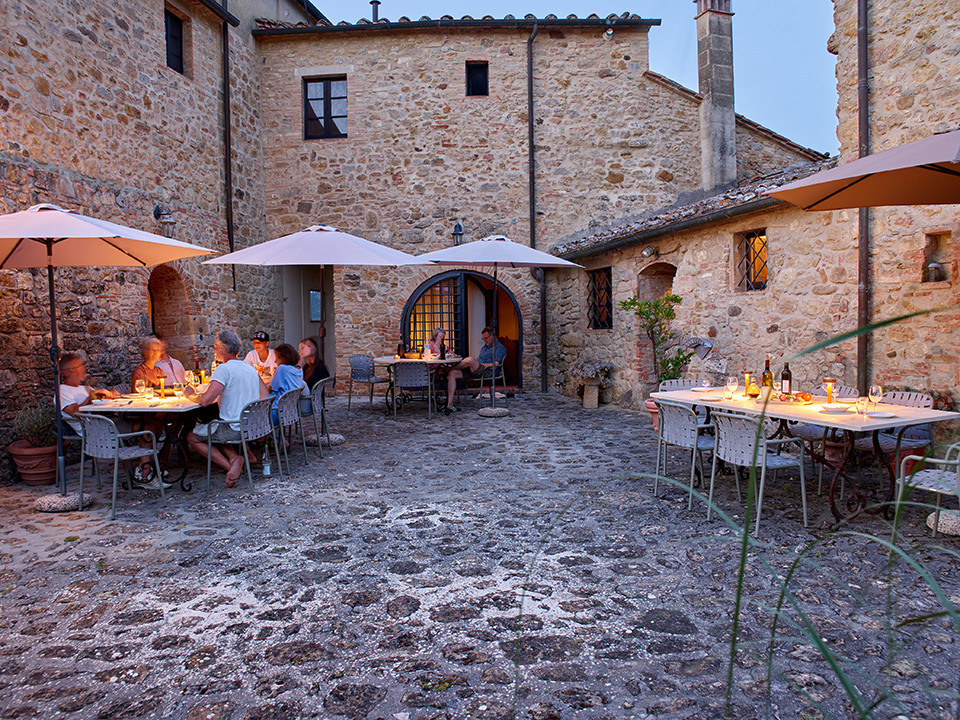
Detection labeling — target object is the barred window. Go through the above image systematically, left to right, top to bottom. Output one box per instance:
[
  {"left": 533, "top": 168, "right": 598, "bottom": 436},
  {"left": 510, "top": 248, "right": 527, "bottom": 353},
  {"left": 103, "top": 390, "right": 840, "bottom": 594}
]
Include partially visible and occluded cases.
[
  {"left": 304, "top": 77, "right": 348, "bottom": 140},
  {"left": 736, "top": 230, "right": 767, "bottom": 292},
  {"left": 588, "top": 268, "right": 613, "bottom": 329}
]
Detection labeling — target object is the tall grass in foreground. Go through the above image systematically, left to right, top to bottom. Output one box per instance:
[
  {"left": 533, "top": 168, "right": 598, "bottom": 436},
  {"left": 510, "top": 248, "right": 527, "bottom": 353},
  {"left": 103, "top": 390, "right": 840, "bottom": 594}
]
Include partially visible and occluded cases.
[{"left": 511, "top": 309, "right": 960, "bottom": 720}]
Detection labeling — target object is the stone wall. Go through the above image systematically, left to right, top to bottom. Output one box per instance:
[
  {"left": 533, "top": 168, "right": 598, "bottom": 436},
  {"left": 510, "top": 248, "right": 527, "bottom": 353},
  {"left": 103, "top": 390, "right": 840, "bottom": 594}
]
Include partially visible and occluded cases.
[
  {"left": 0, "top": 0, "right": 270, "bottom": 481},
  {"left": 831, "top": 0, "right": 960, "bottom": 394},
  {"left": 256, "top": 24, "right": 819, "bottom": 384},
  {"left": 548, "top": 205, "right": 859, "bottom": 408}
]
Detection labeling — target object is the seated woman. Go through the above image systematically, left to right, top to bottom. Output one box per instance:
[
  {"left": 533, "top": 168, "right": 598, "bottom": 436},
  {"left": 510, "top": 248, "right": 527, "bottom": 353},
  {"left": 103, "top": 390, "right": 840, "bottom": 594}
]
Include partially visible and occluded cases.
[
  {"left": 427, "top": 327, "right": 454, "bottom": 358},
  {"left": 130, "top": 337, "right": 171, "bottom": 485},
  {"left": 298, "top": 337, "right": 329, "bottom": 389},
  {"left": 269, "top": 343, "right": 305, "bottom": 426}
]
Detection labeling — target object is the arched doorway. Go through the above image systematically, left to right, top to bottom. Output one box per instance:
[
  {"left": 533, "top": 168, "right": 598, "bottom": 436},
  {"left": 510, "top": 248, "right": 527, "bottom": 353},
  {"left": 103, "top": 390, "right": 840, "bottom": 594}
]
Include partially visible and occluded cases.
[
  {"left": 635, "top": 261, "right": 678, "bottom": 386},
  {"left": 148, "top": 265, "right": 196, "bottom": 367},
  {"left": 401, "top": 270, "right": 523, "bottom": 389}
]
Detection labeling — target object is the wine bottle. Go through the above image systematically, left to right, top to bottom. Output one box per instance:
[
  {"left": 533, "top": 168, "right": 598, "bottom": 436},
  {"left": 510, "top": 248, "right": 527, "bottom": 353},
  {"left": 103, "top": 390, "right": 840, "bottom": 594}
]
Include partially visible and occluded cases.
[
  {"left": 439, "top": 342, "right": 446, "bottom": 360},
  {"left": 761, "top": 355, "right": 773, "bottom": 388},
  {"left": 780, "top": 362, "right": 792, "bottom": 394}
]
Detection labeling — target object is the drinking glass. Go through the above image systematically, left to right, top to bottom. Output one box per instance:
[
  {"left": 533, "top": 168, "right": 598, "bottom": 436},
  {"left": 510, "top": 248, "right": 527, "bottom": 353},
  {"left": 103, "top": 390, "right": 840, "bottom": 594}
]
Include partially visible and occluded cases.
[
  {"left": 184, "top": 370, "right": 195, "bottom": 386},
  {"left": 726, "top": 376, "right": 738, "bottom": 396},
  {"left": 134, "top": 378, "right": 146, "bottom": 397},
  {"left": 701, "top": 379, "right": 711, "bottom": 391},
  {"left": 173, "top": 382, "right": 184, "bottom": 399},
  {"left": 869, "top": 384, "right": 883, "bottom": 411},
  {"left": 856, "top": 397, "right": 868, "bottom": 415}
]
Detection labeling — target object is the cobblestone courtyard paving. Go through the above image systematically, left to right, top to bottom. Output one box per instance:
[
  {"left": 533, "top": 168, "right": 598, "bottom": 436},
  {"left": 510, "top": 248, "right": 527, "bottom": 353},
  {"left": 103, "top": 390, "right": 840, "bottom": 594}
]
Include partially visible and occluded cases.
[{"left": 1, "top": 393, "right": 958, "bottom": 719}]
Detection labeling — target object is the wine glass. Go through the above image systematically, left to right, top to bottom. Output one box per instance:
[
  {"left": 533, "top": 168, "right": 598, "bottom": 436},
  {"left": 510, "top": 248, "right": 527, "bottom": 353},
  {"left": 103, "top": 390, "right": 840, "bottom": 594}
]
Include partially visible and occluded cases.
[
  {"left": 184, "top": 370, "right": 195, "bottom": 386},
  {"left": 725, "top": 375, "right": 738, "bottom": 400},
  {"left": 134, "top": 378, "right": 146, "bottom": 397},
  {"left": 701, "top": 378, "right": 711, "bottom": 391},
  {"left": 173, "top": 382, "right": 184, "bottom": 399},
  {"left": 869, "top": 384, "right": 883, "bottom": 411}
]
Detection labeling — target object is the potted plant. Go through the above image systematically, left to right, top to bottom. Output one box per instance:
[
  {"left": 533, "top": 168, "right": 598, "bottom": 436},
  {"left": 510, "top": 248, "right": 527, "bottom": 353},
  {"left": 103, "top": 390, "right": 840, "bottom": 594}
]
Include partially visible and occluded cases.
[
  {"left": 619, "top": 293, "right": 693, "bottom": 431},
  {"left": 568, "top": 359, "right": 615, "bottom": 409},
  {"left": 9, "top": 402, "right": 59, "bottom": 486}
]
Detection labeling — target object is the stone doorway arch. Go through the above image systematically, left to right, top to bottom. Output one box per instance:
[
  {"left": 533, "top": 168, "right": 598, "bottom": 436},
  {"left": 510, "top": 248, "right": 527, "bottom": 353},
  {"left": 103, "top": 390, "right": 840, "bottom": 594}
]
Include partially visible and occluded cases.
[
  {"left": 634, "top": 261, "right": 679, "bottom": 386},
  {"left": 148, "top": 265, "right": 197, "bottom": 368}
]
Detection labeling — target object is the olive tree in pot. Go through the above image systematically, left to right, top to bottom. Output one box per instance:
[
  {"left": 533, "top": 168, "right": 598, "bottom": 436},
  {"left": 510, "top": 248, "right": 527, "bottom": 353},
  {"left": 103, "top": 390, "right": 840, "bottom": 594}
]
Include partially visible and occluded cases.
[
  {"left": 619, "top": 293, "right": 693, "bottom": 432},
  {"left": 9, "top": 403, "right": 59, "bottom": 486}
]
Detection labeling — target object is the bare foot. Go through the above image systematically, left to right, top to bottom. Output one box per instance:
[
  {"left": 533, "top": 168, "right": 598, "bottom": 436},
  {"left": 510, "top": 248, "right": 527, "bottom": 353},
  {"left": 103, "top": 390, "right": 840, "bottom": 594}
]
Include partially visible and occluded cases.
[{"left": 225, "top": 457, "right": 244, "bottom": 487}]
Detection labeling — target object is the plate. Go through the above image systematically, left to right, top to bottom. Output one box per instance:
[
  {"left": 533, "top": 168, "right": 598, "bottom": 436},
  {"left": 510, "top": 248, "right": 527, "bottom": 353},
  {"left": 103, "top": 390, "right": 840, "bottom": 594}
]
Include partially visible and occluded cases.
[
  {"left": 691, "top": 386, "right": 715, "bottom": 393},
  {"left": 122, "top": 393, "right": 142, "bottom": 399},
  {"left": 697, "top": 395, "right": 725, "bottom": 401},
  {"left": 837, "top": 398, "right": 858, "bottom": 404},
  {"left": 91, "top": 399, "right": 107, "bottom": 405},
  {"left": 819, "top": 404, "right": 850, "bottom": 414},
  {"left": 866, "top": 411, "right": 896, "bottom": 418}
]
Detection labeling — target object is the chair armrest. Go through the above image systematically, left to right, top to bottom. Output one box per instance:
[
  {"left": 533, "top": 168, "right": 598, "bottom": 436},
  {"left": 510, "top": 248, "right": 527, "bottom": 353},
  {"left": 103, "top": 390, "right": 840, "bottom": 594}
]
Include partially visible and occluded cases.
[
  {"left": 695, "top": 422, "right": 715, "bottom": 431},
  {"left": 118, "top": 430, "right": 157, "bottom": 447},
  {"left": 766, "top": 437, "right": 803, "bottom": 450}
]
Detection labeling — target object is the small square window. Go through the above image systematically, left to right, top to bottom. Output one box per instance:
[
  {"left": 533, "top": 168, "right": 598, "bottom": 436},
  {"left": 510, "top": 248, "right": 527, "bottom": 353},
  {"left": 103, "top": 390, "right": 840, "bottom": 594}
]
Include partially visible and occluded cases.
[
  {"left": 165, "top": 9, "right": 185, "bottom": 74},
  {"left": 466, "top": 62, "right": 488, "bottom": 96},
  {"left": 304, "top": 77, "right": 348, "bottom": 140},
  {"left": 736, "top": 230, "right": 767, "bottom": 292},
  {"left": 588, "top": 268, "right": 613, "bottom": 329}
]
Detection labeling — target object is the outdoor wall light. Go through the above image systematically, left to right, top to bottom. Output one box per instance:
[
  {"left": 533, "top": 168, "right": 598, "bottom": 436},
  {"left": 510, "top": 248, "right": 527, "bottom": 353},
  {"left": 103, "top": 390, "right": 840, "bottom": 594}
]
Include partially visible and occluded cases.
[
  {"left": 603, "top": 28, "right": 614, "bottom": 40},
  {"left": 153, "top": 203, "right": 176, "bottom": 238},
  {"left": 452, "top": 221, "right": 463, "bottom": 246},
  {"left": 640, "top": 244, "right": 658, "bottom": 259},
  {"left": 685, "top": 337, "right": 714, "bottom": 361}
]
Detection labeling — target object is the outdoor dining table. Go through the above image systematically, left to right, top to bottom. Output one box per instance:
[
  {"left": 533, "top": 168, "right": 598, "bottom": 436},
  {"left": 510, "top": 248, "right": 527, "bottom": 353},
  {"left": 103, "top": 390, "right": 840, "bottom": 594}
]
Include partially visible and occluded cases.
[
  {"left": 374, "top": 355, "right": 461, "bottom": 415},
  {"left": 651, "top": 387, "right": 960, "bottom": 522},
  {"left": 78, "top": 393, "right": 203, "bottom": 490}
]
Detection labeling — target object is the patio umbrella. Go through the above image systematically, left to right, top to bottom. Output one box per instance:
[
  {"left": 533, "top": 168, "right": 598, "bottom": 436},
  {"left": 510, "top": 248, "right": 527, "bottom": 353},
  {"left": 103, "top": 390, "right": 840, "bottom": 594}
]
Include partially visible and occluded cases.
[
  {"left": 766, "top": 127, "right": 960, "bottom": 211},
  {"left": 0, "top": 203, "right": 215, "bottom": 494},
  {"left": 201, "top": 224, "right": 429, "bottom": 266},
  {"left": 417, "top": 235, "right": 582, "bottom": 408}
]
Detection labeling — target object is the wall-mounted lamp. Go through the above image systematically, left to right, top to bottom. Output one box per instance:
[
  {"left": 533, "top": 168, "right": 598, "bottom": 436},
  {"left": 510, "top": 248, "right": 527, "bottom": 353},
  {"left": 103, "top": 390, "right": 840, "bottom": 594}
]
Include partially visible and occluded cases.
[
  {"left": 603, "top": 28, "right": 614, "bottom": 40},
  {"left": 153, "top": 203, "right": 176, "bottom": 239},
  {"left": 452, "top": 221, "right": 463, "bottom": 246},
  {"left": 640, "top": 244, "right": 658, "bottom": 259},
  {"left": 685, "top": 337, "right": 714, "bottom": 361}
]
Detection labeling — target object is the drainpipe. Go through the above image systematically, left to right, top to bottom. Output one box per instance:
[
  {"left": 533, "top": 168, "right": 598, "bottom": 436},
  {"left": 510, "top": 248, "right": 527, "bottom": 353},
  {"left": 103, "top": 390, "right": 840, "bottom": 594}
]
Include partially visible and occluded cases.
[
  {"left": 856, "top": 0, "right": 869, "bottom": 395},
  {"left": 221, "top": 16, "right": 236, "bottom": 291},
  {"left": 527, "top": 21, "right": 545, "bottom": 392}
]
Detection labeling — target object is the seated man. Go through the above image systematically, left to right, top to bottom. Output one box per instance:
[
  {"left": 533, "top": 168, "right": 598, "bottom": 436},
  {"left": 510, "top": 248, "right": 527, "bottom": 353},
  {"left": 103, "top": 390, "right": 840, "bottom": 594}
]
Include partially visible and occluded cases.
[
  {"left": 444, "top": 326, "right": 506, "bottom": 414},
  {"left": 186, "top": 330, "right": 267, "bottom": 487},
  {"left": 57, "top": 352, "right": 120, "bottom": 434}
]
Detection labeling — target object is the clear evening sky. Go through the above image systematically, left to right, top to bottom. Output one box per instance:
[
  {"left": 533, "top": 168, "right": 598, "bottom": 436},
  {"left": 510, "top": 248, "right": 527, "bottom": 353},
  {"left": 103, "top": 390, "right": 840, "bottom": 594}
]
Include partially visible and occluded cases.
[{"left": 317, "top": 0, "right": 839, "bottom": 155}]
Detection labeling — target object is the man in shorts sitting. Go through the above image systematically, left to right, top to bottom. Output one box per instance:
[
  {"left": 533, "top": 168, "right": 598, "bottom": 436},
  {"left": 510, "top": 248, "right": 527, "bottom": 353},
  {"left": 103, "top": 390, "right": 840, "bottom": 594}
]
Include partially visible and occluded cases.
[
  {"left": 444, "top": 326, "right": 506, "bottom": 415},
  {"left": 185, "top": 330, "right": 267, "bottom": 487}
]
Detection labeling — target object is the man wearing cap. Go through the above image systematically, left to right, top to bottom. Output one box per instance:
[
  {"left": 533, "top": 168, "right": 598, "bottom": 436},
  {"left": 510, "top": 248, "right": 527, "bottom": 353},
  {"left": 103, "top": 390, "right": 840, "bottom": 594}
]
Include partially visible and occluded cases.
[{"left": 244, "top": 331, "right": 278, "bottom": 382}]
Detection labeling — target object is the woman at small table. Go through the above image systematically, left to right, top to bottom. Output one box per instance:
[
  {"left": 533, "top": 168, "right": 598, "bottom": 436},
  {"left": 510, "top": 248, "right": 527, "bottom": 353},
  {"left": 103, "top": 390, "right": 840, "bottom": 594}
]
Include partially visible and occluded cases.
[{"left": 269, "top": 343, "right": 305, "bottom": 425}]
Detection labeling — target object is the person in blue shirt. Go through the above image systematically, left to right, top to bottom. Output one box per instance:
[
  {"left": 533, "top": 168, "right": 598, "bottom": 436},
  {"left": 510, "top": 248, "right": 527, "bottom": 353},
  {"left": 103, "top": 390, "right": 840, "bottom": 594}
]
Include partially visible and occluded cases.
[
  {"left": 443, "top": 326, "right": 506, "bottom": 415},
  {"left": 268, "top": 343, "right": 305, "bottom": 425}
]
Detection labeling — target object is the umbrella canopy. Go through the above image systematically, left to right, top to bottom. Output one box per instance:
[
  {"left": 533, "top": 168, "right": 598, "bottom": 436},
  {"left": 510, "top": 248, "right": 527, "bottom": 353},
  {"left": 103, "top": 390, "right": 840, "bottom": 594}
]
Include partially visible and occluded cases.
[
  {"left": 766, "top": 127, "right": 960, "bottom": 211},
  {"left": 0, "top": 203, "right": 215, "bottom": 496},
  {"left": 0, "top": 204, "right": 214, "bottom": 267},
  {"left": 202, "top": 224, "right": 430, "bottom": 266},
  {"left": 417, "top": 234, "right": 583, "bottom": 269},
  {"left": 418, "top": 235, "right": 582, "bottom": 409}
]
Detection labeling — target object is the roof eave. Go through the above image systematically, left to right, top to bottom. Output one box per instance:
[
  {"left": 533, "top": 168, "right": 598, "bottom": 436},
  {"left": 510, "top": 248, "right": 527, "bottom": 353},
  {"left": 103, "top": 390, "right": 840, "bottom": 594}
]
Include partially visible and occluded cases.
[
  {"left": 197, "top": 0, "right": 240, "bottom": 27},
  {"left": 254, "top": 17, "right": 659, "bottom": 36}
]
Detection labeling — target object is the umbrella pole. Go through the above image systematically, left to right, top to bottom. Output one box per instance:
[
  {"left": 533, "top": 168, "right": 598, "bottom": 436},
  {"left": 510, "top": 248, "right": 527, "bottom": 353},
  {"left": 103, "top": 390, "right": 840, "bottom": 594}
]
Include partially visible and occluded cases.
[
  {"left": 46, "top": 244, "right": 66, "bottom": 496},
  {"left": 492, "top": 263, "right": 499, "bottom": 409}
]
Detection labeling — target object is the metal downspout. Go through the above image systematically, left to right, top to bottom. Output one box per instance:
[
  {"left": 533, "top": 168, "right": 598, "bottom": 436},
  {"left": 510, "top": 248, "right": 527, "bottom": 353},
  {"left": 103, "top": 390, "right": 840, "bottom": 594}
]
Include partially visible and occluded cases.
[
  {"left": 856, "top": 0, "right": 870, "bottom": 395},
  {"left": 222, "top": 16, "right": 236, "bottom": 291},
  {"left": 527, "top": 22, "right": 545, "bottom": 392}
]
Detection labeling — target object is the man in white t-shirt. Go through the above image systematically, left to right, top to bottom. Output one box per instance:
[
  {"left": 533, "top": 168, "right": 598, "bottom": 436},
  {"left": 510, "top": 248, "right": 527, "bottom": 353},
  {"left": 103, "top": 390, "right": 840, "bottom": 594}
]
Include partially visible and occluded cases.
[
  {"left": 186, "top": 330, "right": 267, "bottom": 487},
  {"left": 243, "top": 330, "right": 278, "bottom": 383},
  {"left": 151, "top": 332, "right": 186, "bottom": 384},
  {"left": 57, "top": 352, "right": 120, "bottom": 434}
]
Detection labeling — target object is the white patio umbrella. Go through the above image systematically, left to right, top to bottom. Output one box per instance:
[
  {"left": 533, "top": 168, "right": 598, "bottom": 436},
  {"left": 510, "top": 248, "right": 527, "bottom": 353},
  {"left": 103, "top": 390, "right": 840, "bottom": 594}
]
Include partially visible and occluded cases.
[
  {"left": 0, "top": 203, "right": 215, "bottom": 494},
  {"left": 202, "top": 224, "right": 430, "bottom": 266},
  {"left": 417, "top": 235, "right": 582, "bottom": 408}
]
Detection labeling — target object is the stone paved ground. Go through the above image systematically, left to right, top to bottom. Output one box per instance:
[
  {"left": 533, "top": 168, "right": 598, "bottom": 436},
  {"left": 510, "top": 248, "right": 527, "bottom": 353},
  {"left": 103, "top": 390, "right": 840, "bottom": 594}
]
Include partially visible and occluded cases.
[{"left": 1, "top": 393, "right": 958, "bottom": 720}]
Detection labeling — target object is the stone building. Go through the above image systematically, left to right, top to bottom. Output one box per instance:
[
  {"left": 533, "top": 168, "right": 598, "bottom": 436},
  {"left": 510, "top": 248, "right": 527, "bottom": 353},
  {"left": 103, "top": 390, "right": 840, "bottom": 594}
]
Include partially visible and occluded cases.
[{"left": 551, "top": 0, "right": 960, "bottom": 409}]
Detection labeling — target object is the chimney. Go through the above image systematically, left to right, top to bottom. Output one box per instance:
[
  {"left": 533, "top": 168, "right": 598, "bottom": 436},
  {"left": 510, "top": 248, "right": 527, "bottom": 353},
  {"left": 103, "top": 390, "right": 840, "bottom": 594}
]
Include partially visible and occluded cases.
[
  {"left": 370, "top": 0, "right": 380, "bottom": 22},
  {"left": 695, "top": 0, "right": 737, "bottom": 192}
]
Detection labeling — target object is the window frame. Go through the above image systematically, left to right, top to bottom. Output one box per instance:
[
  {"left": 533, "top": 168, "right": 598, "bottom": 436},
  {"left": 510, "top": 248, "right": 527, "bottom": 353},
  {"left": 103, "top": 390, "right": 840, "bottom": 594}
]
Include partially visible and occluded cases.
[
  {"left": 164, "top": 8, "right": 185, "bottom": 75},
  {"left": 466, "top": 62, "right": 489, "bottom": 97},
  {"left": 303, "top": 76, "right": 348, "bottom": 140},
  {"left": 735, "top": 229, "right": 768, "bottom": 292},
  {"left": 587, "top": 268, "right": 613, "bottom": 330}
]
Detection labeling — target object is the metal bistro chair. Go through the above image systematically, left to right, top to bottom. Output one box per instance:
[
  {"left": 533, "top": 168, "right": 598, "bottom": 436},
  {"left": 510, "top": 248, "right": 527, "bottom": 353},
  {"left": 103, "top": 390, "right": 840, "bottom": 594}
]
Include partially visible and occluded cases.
[
  {"left": 347, "top": 355, "right": 389, "bottom": 410},
  {"left": 471, "top": 359, "right": 508, "bottom": 407},
  {"left": 393, "top": 361, "right": 435, "bottom": 418},
  {"left": 300, "top": 377, "right": 334, "bottom": 458},
  {"left": 658, "top": 379, "right": 700, "bottom": 391},
  {"left": 789, "top": 384, "right": 859, "bottom": 494},
  {"left": 275, "top": 387, "right": 308, "bottom": 473},
  {"left": 853, "top": 391, "right": 933, "bottom": 475},
  {"left": 205, "top": 397, "right": 282, "bottom": 491},
  {"left": 654, "top": 399, "right": 715, "bottom": 508},
  {"left": 709, "top": 410, "right": 808, "bottom": 535},
  {"left": 78, "top": 414, "right": 165, "bottom": 521},
  {"left": 897, "top": 442, "right": 960, "bottom": 537}
]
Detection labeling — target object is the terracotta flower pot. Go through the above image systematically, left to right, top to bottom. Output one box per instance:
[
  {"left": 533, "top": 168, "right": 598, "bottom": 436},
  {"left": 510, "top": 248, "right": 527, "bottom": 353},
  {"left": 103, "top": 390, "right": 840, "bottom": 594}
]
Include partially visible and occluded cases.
[
  {"left": 645, "top": 398, "right": 659, "bottom": 433},
  {"left": 8, "top": 440, "right": 58, "bottom": 486}
]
